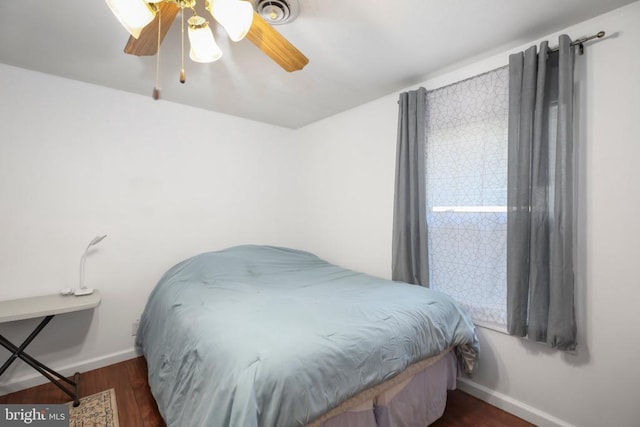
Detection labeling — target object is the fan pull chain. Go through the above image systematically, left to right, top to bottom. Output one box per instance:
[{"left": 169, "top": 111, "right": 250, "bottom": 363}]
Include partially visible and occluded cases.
[
  {"left": 153, "top": 6, "right": 162, "bottom": 100},
  {"left": 180, "top": 8, "right": 186, "bottom": 83}
]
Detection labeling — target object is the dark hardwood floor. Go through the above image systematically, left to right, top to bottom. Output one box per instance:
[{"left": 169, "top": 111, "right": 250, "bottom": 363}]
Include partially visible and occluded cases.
[{"left": 0, "top": 357, "right": 533, "bottom": 426}]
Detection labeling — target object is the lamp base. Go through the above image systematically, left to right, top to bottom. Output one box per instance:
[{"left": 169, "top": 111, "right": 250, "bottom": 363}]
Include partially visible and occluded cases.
[{"left": 74, "top": 288, "right": 94, "bottom": 296}]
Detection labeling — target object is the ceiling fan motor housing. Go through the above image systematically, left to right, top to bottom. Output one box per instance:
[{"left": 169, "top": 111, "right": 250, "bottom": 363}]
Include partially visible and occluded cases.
[{"left": 255, "top": 0, "right": 299, "bottom": 25}]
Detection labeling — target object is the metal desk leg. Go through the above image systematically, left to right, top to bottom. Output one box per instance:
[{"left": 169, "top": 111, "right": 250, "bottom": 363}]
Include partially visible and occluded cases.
[
  {"left": 0, "top": 315, "right": 81, "bottom": 406},
  {"left": 0, "top": 316, "right": 53, "bottom": 375}
]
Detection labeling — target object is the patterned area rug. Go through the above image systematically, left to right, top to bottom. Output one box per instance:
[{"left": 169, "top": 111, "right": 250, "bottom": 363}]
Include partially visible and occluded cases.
[{"left": 68, "top": 389, "right": 119, "bottom": 427}]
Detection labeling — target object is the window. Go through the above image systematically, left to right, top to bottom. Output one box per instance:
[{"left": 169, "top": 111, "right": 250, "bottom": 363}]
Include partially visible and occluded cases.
[{"left": 425, "top": 66, "right": 509, "bottom": 327}]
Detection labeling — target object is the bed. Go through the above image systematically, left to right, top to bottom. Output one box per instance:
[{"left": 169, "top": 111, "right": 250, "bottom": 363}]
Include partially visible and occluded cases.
[{"left": 136, "top": 245, "right": 479, "bottom": 426}]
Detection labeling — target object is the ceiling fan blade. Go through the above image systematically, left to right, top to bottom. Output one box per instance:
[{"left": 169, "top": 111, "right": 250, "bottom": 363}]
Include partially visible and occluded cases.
[
  {"left": 124, "top": 2, "right": 180, "bottom": 56},
  {"left": 245, "top": 11, "right": 309, "bottom": 72}
]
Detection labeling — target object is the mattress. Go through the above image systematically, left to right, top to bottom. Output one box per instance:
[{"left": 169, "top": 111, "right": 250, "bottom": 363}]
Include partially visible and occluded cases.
[{"left": 136, "top": 245, "right": 478, "bottom": 427}]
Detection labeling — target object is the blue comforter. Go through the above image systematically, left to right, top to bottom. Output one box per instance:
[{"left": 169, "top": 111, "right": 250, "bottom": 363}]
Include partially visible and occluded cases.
[{"left": 136, "top": 245, "right": 478, "bottom": 427}]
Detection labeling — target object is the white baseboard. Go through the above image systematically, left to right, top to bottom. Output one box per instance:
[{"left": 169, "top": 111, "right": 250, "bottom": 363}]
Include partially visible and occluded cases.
[
  {"left": 0, "top": 347, "right": 143, "bottom": 395},
  {"left": 456, "top": 377, "right": 574, "bottom": 427}
]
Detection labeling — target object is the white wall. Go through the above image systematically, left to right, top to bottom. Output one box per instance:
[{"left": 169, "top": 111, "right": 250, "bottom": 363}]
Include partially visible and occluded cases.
[
  {"left": 297, "top": 2, "right": 640, "bottom": 426},
  {"left": 0, "top": 65, "right": 306, "bottom": 392},
  {"left": 294, "top": 100, "right": 399, "bottom": 278}
]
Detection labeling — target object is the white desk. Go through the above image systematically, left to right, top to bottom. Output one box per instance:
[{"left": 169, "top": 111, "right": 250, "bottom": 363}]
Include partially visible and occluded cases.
[
  {"left": 0, "top": 291, "right": 101, "bottom": 406},
  {"left": 0, "top": 291, "right": 101, "bottom": 323}
]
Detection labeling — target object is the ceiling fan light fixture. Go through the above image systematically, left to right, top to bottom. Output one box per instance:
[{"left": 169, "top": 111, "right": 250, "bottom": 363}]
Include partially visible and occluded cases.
[
  {"left": 105, "top": 0, "right": 156, "bottom": 39},
  {"left": 114, "top": 0, "right": 308, "bottom": 99},
  {"left": 207, "top": 0, "right": 254, "bottom": 42},
  {"left": 187, "top": 16, "right": 222, "bottom": 63}
]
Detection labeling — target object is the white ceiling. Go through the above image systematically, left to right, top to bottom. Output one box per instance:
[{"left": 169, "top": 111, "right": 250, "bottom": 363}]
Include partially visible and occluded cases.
[{"left": 0, "top": 0, "right": 635, "bottom": 128}]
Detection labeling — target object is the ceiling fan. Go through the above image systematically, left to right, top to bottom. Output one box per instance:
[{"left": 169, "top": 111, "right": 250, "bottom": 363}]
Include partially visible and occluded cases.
[{"left": 106, "top": 0, "right": 308, "bottom": 96}]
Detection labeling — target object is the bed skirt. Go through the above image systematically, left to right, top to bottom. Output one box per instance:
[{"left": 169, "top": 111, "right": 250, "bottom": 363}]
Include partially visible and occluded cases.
[{"left": 309, "top": 349, "right": 459, "bottom": 427}]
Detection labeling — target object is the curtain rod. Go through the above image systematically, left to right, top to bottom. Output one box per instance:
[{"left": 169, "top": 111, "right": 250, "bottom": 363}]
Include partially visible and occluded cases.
[
  {"left": 397, "top": 30, "right": 606, "bottom": 103},
  {"left": 549, "top": 30, "right": 605, "bottom": 55}
]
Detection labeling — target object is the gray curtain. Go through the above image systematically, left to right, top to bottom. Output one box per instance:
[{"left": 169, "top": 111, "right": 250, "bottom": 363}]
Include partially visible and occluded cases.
[
  {"left": 507, "top": 35, "right": 577, "bottom": 350},
  {"left": 392, "top": 87, "right": 429, "bottom": 286}
]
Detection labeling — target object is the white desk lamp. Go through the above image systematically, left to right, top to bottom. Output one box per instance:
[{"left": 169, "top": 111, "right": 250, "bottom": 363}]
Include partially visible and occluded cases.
[{"left": 75, "top": 235, "right": 107, "bottom": 296}]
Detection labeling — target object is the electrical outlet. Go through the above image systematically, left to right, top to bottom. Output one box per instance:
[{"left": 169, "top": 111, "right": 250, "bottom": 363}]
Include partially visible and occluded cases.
[{"left": 131, "top": 320, "right": 140, "bottom": 336}]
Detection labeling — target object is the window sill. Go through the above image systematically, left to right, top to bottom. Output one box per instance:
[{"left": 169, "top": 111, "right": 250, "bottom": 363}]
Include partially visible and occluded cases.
[{"left": 472, "top": 319, "right": 509, "bottom": 335}]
